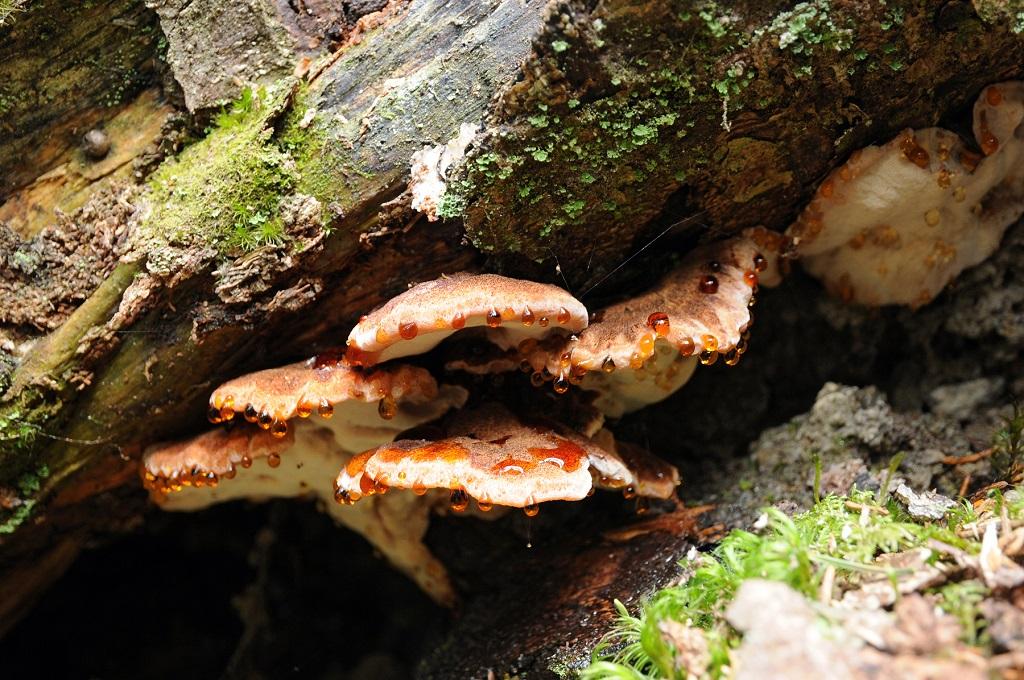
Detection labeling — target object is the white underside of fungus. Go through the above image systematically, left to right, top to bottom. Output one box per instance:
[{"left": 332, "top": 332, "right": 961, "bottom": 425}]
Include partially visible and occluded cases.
[{"left": 788, "top": 81, "right": 1024, "bottom": 307}]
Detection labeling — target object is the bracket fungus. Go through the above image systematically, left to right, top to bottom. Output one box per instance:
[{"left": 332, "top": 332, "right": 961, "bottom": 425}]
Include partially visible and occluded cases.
[
  {"left": 788, "top": 81, "right": 1024, "bottom": 307},
  {"left": 516, "top": 234, "right": 776, "bottom": 416},
  {"left": 344, "top": 272, "right": 588, "bottom": 366},
  {"left": 207, "top": 354, "right": 455, "bottom": 449},
  {"left": 143, "top": 360, "right": 468, "bottom": 605},
  {"left": 336, "top": 403, "right": 680, "bottom": 511}
]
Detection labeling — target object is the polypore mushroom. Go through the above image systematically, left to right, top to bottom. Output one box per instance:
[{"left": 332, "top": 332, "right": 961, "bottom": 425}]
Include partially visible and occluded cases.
[
  {"left": 788, "top": 81, "right": 1024, "bottom": 307},
  {"left": 521, "top": 233, "right": 775, "bottom": 416},
  {"left": 345, "top": 272, "right": 588, "bottom": 366},
  {"left": 208, "top": 353, "right": 455, "bottom": 449},
  {"left": 143, "top": 362, "right": 468, "bottom": 605},
  {"left": 336, "top": 402, "right": 681, "bottom": 511},
  {"left": 589, "top": 429, "right": 681, "bottom": 499}
]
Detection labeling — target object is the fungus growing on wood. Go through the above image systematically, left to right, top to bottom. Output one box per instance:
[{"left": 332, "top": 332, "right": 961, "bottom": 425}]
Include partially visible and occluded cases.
[
  {"left": 788, "top": 81, "right": 1024, "bottom": 307},
  {"left": 519, "top": 234, "right": 773, "bottom": 416},
  {"left": 345, "top": 272, "right": 588, "bottom": 366},
  {"left": 208, "top": 354, "right": 455, "bottom": 449},
  {"left": 143, "top": 362, "right": 468, "bottom": 605},
  {"left": 336, "top": 403, "right": 680, "bottom": 510},
  {"left": 143, "top": 421, "right": 457, "bottom": 605},
  {"left": 589, "top": 429, "right": 681, "bottom": 499}
]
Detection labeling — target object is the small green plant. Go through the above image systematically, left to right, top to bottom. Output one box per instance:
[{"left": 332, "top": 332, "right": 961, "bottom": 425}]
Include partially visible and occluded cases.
[{"left": 992, "top": 402, "right": 1023, "bottom": 478}]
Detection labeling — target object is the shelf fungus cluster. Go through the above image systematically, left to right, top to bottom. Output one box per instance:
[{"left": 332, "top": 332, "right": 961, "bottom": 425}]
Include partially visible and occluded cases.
[
  {"left": 788, "top": 81, "right": 1024, "bottom": 308},
  {"left": 143, "top": 223, "right": 780, "bottom": 601}
]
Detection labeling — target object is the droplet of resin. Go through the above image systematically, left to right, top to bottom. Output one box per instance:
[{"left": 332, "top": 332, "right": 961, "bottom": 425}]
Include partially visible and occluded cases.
[
  {"left": 899, "top": 134, "right": 930, "bottom": 168},
  {"left": 924, "top": 208, "right": 940, "bottom": 226},
  {"left": 753, "top": 253, "right": 767, "bottom": 272},
  {"left": 708, "top": 261, "right": 722, "bottom": 273},
  {"left": 743, "top": 271, "right": 758, "bottom": 287},
  {"left": 699, "top": 275, "right": 719, "bottom": 294},
  {"left": 502, "top": 307, "right": 516, "bottom": 321},
  {"left": 521, "top": 307, "right": 535, "bottom": 325},
  {"left": 557, "top": 307, "right": 571, "bottom": 324},
  {"left": 486, "top": 309, "right": 502, "bottom": 328},
  {"left": 451, "top": 312, "right": 466, "bottom": 329},
  {"left": 647, "top": 312, "right": 670, "bottom": 337},
  {"left": 538, "top": 316, "right": 549, "bottom": 328},
  {"left": 399, "top": 322, "right": 418, "bottom": 340},
  {"left": 375, "top": 327, "right": 389, "bottom": 344},
  {"left": 638, "top": 334, "right": 655, "bottom": 356},
  {"left": 702, "top": 335, "right": 718, "bottom": 352},
  {"left": 678, "top": 337, "right": 695, "bottom": 357},
  {"left": 724, "top": 348, "right": 741, "bottom": 366},
  {"left": 699, "top": 349, "right": 718, "bottom": 365},
  {"left": 559, "top": 351, "right": 572, "bottom": 368},
  {"left": 629, "top": 352, "right": 644, "bottom": 370},
  {"left": 602, "top": 357, "right": 616, "bottom": 373},
  {"left": 570, "top": 363, "right": 587, "bottom": 380},
  {"left": 530, "top": 371, "right": 545, "bottom": 387},
  {"left": 553, "top": 374, "right": 570, "bottom": 394},
  {"left": 378, "top": 396, "right": 397, "bottom": 420},
  {"left": 317, "top": 398, "right": 334, "bottom": 419},
  {"left": 296, "top": 400, "right": 313, "bottom": 418},
  {"left": 244, "top": 404, "right": 259, "bottom": 423},
  {"left": 207, "top": 405, "right": 223, "bottom": 424},
  {"left": 258, "top": 410, "right": 273, "bottom": 429},
  {"left": 270, "top": 419, "right": 288, "bottom": 438},
  {"left": 267, "top": 452, "right": 282, "bottom": 467},
  {"left": 241, "top": 455, "right": 253, "bottom": 469},
  {"left": 412, "top": 483, "right": 428, "bottom": 496},
  {"left": 623, "top": 486, "right": 636, "bottom": 500},
  {"left": 334, "top": 488, "right": 353, "bottom": 505},
  {"left": 450, "top": 489, "right": 469, "bottom": 512},
  {"left": 477, "top": 500, "right": 493, "bottom": 512},
  {"left": 523, "top": 503, "right": 540, "bottom": 517}
]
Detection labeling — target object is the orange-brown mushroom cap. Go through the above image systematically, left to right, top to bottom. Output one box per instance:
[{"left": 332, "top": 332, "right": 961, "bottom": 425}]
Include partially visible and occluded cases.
[
  {"left": 521, "top": 234, "right": 772, "bottom": 415},
  {"left": 345, "top": 273, "right": 588, "bottom": 366},
  {"left": 209, "top": 355, "right": 449, "bottom": 443},
  {"left": 335, "top": 404, "right": 598, "bottom": 508},
  {"left": 142, "top": 427, "right": 294, "bottom": 496},
  {"left": 590, "top": 429, "right": 681, "bottom": 499}
]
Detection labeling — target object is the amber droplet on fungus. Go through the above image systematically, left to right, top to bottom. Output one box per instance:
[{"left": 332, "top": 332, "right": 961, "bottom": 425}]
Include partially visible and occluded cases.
[
  {"left": 698, "top": 273, "right": 719, "bottom": 294},
  {"left": 521, "top": 307, "right": 535, "bottom": 325},
  {"left": 557, "top": 307, "right": 571, "bottom": 324},
  {"left": 486, "top": 309, "right": 502, "bottom": 327},
  {"left": 451, "top": 312, "right": 466, "bottom": 329},
  {"left": 647, "top": 312, "right": 670, "bottom": 337},
  {"left": 399, "top": 322, "right": 418, "bottom": 340},
  {"left": 602, "top": 357, "right": 616, "bottom": 373},
  {"left": 553, "top": 374, "right": 570, "bottom": 394},
  {"left": 378, "top": 396, "right": 397, "bottom": 420},
  {"left": 317, "top": 398, "right": 334, "bottom": 419},
  {"left": 270, "top": 419, "right": 288, "bottom": 438},
  {"left": 267, "top": 453, "right": 282, "bottom": 467},
  {"left": 450, "top": 489, "right": 469, "bottom": 512},
  {"left": 524, "top": 503, "right": 540, "bottom": 517}
]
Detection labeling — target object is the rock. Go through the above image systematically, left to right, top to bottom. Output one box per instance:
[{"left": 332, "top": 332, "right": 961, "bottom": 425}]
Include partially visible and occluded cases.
[
  {"left": 927, "top": 378, "right": 1005, "bottom": 420},
  {"left": 893, "top": 484, "right": 957, "bottom": 521},
  {"left": 726, "top": 580, "right": 862, "bottom": 680}
]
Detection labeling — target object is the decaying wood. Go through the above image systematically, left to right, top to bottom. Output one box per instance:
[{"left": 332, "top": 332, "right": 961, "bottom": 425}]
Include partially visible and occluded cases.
[{"left": 1, "top": 0, "right": 1023, "bottom": 634}]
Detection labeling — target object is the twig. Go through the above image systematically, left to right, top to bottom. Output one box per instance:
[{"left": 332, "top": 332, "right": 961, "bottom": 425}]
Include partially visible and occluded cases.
[{"left": 942, "top": 448, "right": 993, "bottom": 465}]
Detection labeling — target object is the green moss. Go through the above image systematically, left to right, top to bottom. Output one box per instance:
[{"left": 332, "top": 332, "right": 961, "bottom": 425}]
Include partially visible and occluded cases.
[
  {"left": 144, "top": 85, "right": 297, "bottom": 255},
  {"left": 582, "top": 487, "right": 1018, "bottom": 679}
]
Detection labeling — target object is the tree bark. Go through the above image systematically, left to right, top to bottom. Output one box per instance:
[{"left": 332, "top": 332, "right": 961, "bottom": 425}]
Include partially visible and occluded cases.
[{"left": 1, "top": 0, "right": 1023, "bottom": 630}]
